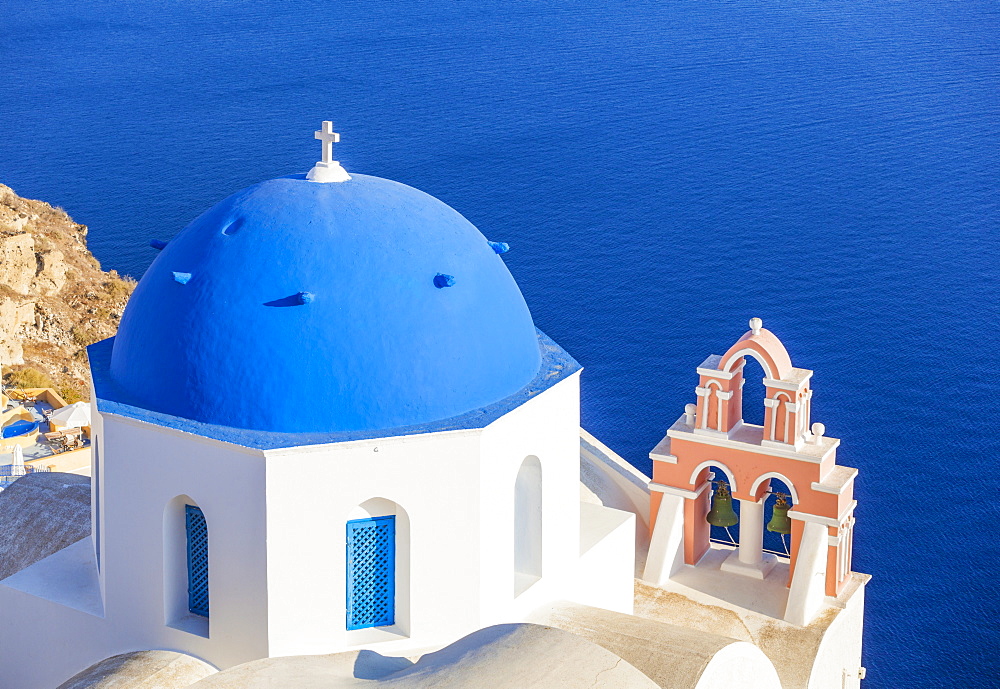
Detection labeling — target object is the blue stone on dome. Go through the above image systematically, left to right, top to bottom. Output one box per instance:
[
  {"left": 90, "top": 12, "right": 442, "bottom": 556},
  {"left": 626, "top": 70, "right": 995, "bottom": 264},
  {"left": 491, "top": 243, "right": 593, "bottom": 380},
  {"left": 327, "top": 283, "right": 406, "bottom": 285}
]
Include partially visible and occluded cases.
[
  {"left": 110, "top": 173, "right": 542, "bottom": 434},
  {"left": 433, "top": 273, "right": 456, "bottom": 288}
]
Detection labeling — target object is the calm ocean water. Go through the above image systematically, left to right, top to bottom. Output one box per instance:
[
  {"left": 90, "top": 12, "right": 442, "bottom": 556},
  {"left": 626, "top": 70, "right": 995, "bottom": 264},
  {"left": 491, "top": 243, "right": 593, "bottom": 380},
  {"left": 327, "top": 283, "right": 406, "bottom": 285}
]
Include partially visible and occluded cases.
[{"left": 2, "top": 0, "right": 997, "bottom": 685}]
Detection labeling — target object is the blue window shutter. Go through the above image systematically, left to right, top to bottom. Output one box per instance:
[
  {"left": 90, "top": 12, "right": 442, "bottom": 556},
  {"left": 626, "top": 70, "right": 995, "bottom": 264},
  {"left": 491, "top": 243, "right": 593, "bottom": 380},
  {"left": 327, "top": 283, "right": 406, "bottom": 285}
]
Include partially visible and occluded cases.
[
  {"left": 186, "top": 505, "right": 209, "bottom": 617},
  {"left": 346, "top": 516, "right": 395, "bottom": 630}
]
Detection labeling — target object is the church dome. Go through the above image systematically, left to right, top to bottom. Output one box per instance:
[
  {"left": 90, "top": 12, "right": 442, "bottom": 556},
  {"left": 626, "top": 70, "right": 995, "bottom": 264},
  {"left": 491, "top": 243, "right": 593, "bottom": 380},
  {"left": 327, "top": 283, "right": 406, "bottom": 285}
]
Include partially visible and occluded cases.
[{"left": 110, "top": 172, "right": 542, "bottom": 434}]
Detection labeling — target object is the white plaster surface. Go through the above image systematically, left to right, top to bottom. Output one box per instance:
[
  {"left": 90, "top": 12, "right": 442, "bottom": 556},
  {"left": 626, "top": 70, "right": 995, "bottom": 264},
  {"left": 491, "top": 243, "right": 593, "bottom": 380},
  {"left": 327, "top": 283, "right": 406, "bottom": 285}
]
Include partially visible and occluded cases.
[
  {"left": 307, "top": 161, "right": 351, "bottom": 183},
  {"left": 0, "top": 360, "right": 866, "bottom": 689},
  {"left": 0, "top": 370, "right": 644, "bottom": 688},
  {"left": 642, "top": 492, "right": 685, "bottom": 584},
  {"left": 576, "top": 502, "right": 636, "bottom": 614},
  {"left": 785, "top": 521, "right": 829, "bottom": 626},
  {"left": 2, "top": 536, "right": 102, "bottom": 616},
  {"left": 670, "top": 543, "right": 793, "bottom": 620},
  {"left": 720, "top": 548, "right": 777, "bottom": 580},
  {"left": 633, "top": 570, "right": 870, "bottom": 689},
  {"left": 807, "top": 579, "right": 867, "bottom": 689},
  {"left": 532, "top": 602, "right": 781, "bottom": 689},
  {"left": 188, "top": 623, "right": 659, "bottom": 689},
  {"left": 697, "top": 642, "right": 784, "bottom": 689},
  {"left": 55, "top": 651, "right": 217, "bottom": 689}
]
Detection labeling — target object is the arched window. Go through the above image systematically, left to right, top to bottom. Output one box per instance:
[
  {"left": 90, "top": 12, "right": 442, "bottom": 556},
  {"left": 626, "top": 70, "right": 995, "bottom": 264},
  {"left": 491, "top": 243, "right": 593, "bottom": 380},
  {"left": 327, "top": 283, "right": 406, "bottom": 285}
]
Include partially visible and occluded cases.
[
  {"left": 741, "top": 356, "right": 767, "bottom": 427},
  {"left": 705, "top": 381, "right": 722, "bottom": 431},
  {"left": 772, "top": 393, "right": 791, "bottom": 444},
  {"left": 92, "top": 438, "right": 101, "bottom": 572},
  {"left": 514, "top": 456, "right": 543, "bottom": 595},
  {"left": 703, "top": 464, "right": 740, "bottom": 547},
  {"left": 761, "top": 476, "right": 794, "bottom": 557},
  {"left": 163, "top": 495, "right": 209, "bottom": 636},
  {"left": 345, "top": 498, "right": 409, "bottom": 633},
  {"left": 185, "top": 505, "right": 209, "bottom": 617},
  {"left": 346, "top": 515, "right": 395, "bottom": 630}
]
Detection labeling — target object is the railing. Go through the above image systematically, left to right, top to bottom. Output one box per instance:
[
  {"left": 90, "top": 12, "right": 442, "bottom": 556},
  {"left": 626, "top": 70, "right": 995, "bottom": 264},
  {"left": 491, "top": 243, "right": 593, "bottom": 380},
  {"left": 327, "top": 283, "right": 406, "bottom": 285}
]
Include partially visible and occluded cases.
[
  {"left": 0, "top": 464, "right": 51, "bottom": 477},
  {"left": 0, "top": 465, "right": 51, "bottom": 490},
  {"left": 709, "top": 536, "right": 790, "bottom": 559}
]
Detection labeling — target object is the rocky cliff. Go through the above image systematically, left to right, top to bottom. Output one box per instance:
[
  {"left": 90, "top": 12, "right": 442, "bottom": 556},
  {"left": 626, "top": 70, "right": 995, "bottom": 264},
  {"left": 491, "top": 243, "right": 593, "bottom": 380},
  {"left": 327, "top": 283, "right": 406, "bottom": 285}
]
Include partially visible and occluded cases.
[{"left": 0, "top": 184, "right": 134, "bottom": 402}]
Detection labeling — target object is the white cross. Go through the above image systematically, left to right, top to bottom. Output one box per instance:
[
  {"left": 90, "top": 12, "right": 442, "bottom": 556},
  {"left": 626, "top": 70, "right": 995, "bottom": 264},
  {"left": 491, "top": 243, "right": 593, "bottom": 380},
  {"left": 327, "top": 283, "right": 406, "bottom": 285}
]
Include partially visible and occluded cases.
[{"left": 315, "top": 121, "right": 340, "bottom": 164}]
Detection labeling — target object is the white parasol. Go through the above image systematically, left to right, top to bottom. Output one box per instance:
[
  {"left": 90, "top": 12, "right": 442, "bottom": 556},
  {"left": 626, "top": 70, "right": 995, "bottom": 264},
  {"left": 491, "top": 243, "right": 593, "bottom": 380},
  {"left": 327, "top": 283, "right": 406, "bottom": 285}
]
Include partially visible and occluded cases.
[
  {"left": 48, "top": 402, "right": 92, "bottom": 429},
  {"left": 11, "top": 444, "right": 25, "bottom": 476}
]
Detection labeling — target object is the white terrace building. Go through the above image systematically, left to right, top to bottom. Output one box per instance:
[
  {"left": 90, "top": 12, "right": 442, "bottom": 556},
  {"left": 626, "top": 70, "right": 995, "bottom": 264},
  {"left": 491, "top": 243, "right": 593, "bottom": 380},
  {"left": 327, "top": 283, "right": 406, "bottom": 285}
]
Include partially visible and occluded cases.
[
  {"left": 0, "top": 125, "right": 867, "bottom": 689},
  {"left": 0, "top": 127, "right": 635, "bottom": 687}
]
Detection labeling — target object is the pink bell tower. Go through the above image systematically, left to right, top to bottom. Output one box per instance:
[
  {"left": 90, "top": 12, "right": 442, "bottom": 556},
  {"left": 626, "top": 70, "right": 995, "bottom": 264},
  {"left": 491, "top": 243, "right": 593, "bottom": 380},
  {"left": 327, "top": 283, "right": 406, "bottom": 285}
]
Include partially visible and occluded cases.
[{"left": 642, "top": 319, "right": 859, "bottom": 626}]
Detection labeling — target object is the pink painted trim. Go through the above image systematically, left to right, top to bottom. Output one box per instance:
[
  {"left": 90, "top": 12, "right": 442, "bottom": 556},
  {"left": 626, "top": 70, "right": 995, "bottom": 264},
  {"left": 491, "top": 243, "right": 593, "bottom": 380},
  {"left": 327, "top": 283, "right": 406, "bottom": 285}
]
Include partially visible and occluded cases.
[{"left": 719, "top": 328, "right": 793, "bottom": 380}]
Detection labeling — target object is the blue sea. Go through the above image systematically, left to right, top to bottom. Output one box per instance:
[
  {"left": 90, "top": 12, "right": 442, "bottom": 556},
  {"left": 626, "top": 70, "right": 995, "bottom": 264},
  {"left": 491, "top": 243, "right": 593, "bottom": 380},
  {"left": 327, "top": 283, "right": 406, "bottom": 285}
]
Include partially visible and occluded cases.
[{"left": 1, "top": 0, "right": 997, "bottom": 685}]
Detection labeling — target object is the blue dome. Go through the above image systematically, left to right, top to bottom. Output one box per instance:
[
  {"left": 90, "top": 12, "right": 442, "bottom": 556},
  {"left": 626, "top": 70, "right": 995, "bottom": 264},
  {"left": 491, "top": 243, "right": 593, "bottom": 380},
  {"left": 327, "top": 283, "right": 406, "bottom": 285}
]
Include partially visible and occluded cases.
[{"left": 110, "top": 173, "right": 542, "bottom": 433}]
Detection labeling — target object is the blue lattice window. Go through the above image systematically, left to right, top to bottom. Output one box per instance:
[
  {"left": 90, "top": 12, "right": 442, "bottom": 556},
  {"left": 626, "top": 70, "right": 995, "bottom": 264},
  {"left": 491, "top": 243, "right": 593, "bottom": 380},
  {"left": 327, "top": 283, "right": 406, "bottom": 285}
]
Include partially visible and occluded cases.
[
  {"left": 186, "top": 505, "right": 209, "bottom": 617},
  {"left": 346, "top": 516, "right": 395, "bottom": 630}
]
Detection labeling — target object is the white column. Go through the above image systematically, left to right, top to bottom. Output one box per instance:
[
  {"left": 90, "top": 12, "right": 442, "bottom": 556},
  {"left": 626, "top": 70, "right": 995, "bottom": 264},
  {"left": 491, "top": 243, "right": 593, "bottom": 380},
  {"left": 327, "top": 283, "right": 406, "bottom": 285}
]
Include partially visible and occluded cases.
[
  {"left": 694, "top": 387, "right": 711, "bottom": 429},
  {"left": 717, "top": 390, "right": 733, "bottom": 430},
  {"left": 763, "top": 397, "right": 779, "bottom": 441},
  {"left": 781, "top": 402, "right": 793, "bottom": 444},
  {"left": 721, "top": 498, "right": 776, "bottom": 579},
  {"left": 738, "top": 499, "right": 764, "bottom": 566}
]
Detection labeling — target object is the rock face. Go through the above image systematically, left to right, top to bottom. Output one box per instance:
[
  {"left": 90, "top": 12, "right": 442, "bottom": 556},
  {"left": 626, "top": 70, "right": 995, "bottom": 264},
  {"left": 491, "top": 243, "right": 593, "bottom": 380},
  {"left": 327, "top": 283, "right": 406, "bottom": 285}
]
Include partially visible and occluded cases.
[
  {"left": 0, "top": 184, "right": 133, "bottom": 401},
  {"left": 0, "top": 233, "right": 37, "bottom": 295}
]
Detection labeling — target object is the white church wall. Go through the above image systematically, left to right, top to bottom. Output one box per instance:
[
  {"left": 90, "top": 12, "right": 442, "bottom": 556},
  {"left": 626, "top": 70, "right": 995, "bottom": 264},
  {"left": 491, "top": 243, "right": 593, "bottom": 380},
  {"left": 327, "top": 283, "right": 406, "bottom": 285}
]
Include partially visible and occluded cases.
[
  {"left": 479, "top": 372, "right": 591, "bottom": 622},
  {"left": 88, "top": 391, "right": 106, "bottom": 601},
  {"left": 96, "top": 413, "right": 270, "bottom": 670},
  {"left": 262, "top": 428, "right": 485, "bottom": 657},
  {"left": 513, "top": 455, "right": 543, "bottom": 592},
  {"left": 643, "top": 492, "right": 686, "bottom": 585},
  {"left": 575, "top": 502, "right": 635, "bottom": 614},
  {"left": 784, "top": 520, "right": 829, "bottom": 626},
  {"left": 0, "top": 575, "right": 110, "bottom": 689},
  {"left": 807, "top": 577, "right": 867, "bottom": 689},
  {"left": 694, "top": 642, "right": 783, "bottom": 689}
]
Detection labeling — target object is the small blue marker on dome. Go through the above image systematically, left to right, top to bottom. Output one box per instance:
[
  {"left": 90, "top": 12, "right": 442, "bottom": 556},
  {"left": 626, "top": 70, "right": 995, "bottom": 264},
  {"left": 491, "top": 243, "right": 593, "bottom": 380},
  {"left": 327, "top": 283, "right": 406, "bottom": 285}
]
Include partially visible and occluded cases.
[
  {"left": 150, "top": 239, "right": 168, "bottom": 251},
  {"left": 488, "top": 241, "right": 510, "bottom": 255},
  {"left": 172, "top": 272, "right": 192, "bottom": 285},
  {"left": 434, "top": 273, "right": 456, "bottom": 288},
  {"left": 296, "top": 291, "right": 315, "bottom": 305}
]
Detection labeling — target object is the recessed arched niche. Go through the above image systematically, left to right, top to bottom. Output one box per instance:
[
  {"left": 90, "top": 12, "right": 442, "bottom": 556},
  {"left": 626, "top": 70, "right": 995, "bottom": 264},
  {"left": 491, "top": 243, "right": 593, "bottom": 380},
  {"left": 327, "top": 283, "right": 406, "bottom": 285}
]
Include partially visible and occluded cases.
[
  {"left": 514, "top": 455, "right": 543, "bottom": 596},
  {"left": 163, "top": 494, "right": 209, "bottom": 638},
  {"left": 345, "top": 498, "right": 410, "bottom": 637}
]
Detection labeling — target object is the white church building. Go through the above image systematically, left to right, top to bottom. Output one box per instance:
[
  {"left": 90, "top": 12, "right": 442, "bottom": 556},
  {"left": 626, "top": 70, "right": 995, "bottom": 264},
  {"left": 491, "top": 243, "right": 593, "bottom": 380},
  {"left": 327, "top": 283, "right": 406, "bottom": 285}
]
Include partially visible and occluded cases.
[{"left": 0, "top": 124, "right": 868, "bottom": 689}]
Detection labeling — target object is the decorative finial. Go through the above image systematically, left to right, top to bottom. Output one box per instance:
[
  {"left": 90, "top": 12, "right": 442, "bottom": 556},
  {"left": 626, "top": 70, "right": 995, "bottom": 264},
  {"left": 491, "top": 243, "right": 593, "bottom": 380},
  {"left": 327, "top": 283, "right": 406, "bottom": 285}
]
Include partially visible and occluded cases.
[
  {"left": 306, "top": 121, "right": 351, "bottom": 183},
  {"left": 749, "top": 317, "right": 763, "bottom": 335},
  {"left": 811, "top": 422, "right": 826, "bottom": 444}
]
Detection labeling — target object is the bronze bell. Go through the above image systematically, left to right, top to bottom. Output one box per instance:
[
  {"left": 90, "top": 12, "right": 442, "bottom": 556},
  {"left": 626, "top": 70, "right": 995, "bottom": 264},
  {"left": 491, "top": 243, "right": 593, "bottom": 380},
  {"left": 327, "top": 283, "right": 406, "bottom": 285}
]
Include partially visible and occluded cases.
[
  {"left": 706, "top": 482, "right": 739, "bottom": 527},
  {"left": 767, "top": 493, "right": 792, "bottom": 535}
]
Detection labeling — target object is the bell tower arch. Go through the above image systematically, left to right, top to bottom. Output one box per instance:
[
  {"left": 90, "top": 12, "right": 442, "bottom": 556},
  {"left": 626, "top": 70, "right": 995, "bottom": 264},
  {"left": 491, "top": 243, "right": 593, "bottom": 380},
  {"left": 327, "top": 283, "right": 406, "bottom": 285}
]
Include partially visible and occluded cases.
[{"left": 643, "top": 319, "right": 860, "bottom": 627}]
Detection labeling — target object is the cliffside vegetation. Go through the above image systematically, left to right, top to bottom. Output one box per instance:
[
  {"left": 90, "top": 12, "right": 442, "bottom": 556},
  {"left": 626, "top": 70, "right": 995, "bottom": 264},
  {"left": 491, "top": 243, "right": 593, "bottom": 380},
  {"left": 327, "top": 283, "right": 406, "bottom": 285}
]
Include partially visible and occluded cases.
[{"left": 0, "top": 184, "right": 134, "bottom": 403}]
